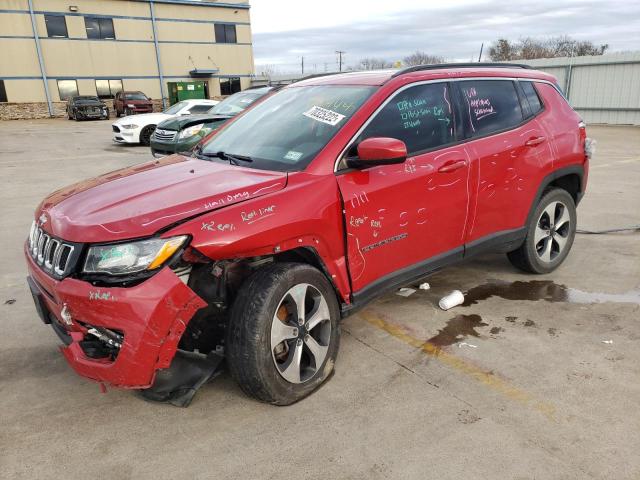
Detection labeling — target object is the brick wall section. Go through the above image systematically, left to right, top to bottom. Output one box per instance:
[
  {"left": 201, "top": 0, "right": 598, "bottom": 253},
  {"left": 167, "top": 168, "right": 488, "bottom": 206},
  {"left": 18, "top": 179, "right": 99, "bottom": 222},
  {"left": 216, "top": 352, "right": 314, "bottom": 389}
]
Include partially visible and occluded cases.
[{"left": 0, "top": 99, "right": 165, "bottom": 120}]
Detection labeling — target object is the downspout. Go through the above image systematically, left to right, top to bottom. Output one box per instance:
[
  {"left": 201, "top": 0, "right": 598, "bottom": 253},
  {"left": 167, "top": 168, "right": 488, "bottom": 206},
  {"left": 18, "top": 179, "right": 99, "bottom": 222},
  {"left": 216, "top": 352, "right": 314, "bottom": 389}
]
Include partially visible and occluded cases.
[
  {"left": 28, "top": 0, "right": 53, "bottom": 116},
  {"left": 149, "top": 0, "right": 166, "bottom": 109}
]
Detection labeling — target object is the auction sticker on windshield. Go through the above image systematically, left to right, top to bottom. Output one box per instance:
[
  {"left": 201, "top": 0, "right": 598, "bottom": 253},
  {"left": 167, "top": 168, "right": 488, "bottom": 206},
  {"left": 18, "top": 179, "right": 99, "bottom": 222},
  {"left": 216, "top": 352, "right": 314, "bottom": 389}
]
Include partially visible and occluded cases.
[{"left": 303, "top": 106, "right": 346, "bottom": 126}]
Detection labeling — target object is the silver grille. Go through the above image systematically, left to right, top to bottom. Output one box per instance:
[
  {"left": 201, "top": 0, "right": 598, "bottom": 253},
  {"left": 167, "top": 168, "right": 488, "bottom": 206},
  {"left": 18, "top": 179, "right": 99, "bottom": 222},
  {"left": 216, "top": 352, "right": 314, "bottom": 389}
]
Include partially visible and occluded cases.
[
  {"left": 153, "top": 129, "right": 177, "bottom": 141},
  {"left": 28, "top": 222, "right": 74, "bottom": 277}
]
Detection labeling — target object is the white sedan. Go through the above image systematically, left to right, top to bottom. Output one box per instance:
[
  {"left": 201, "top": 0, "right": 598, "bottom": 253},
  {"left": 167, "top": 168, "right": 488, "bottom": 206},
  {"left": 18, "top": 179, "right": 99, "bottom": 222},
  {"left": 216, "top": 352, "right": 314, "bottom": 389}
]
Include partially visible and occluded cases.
[{"left": 112, "top": 99, "right": 218, "bottom": 146}]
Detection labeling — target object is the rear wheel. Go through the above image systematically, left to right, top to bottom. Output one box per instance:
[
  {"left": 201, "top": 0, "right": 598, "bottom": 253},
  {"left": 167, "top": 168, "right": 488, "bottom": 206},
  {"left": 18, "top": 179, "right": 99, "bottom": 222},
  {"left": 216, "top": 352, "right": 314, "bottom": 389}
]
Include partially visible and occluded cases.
[
  {"left": 125, "top": 108, "right": 132, "bottom": 116},
  {"left": 139, "top": 125, "right": 155, "bottom": 146},
  {"left": 508, "top": 188, "right": 576, "bottom": 273},
  {"left": 226, "top": 262, "right": 340, "bottom": 405}
]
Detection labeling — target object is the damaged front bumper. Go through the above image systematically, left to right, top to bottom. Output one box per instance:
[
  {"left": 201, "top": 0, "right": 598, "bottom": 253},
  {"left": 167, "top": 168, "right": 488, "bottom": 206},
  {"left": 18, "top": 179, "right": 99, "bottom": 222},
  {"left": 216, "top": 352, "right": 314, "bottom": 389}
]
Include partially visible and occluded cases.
[{"left": 25, "top": 248, "right": 207, "bottom": 389}]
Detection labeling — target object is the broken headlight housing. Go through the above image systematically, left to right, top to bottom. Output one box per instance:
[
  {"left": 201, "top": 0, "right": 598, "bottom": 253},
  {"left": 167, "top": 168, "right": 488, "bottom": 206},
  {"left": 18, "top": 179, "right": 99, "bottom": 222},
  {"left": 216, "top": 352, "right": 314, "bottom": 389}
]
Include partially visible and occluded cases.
[{"left": 83, "top": 236, "right": 188, "bottom": 276}]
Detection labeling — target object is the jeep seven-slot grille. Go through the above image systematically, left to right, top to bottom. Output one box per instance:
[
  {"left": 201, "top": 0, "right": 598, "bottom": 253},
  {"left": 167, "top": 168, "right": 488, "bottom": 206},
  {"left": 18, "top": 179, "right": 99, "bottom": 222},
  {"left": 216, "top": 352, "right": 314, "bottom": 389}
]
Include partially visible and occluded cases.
[
  {"left": 153, "top": 129, "right": 177, "bottom": 142},
  {"left": 28, "top": 225, "right": 76, "bottom": 278}
]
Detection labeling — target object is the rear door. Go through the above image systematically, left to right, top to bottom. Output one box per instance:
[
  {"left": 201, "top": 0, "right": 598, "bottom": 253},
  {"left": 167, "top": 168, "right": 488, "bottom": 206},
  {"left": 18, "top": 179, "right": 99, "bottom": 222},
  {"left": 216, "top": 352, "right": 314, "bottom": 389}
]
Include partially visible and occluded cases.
[
  {"left": 456, "top": 79, "right": 553, "bottom": 244},
  {"left": 336, "top": 82, "right": 472, "bottom": 292}
]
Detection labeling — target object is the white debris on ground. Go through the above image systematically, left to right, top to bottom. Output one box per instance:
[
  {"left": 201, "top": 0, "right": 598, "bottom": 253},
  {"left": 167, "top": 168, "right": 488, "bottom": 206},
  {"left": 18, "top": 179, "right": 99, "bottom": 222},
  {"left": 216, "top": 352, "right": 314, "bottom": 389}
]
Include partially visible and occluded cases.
[
  {"left": 418, "top": 282, "right": 430, "bottom": 290},
  {"left": 396, "top": 287, "right": 416, "bottom": 297},
  {"left": 439, "top": 290, "right": 465, "bottom": 310},
  {"left": 602, "top": 340, "right": 614, "bottom": 344},
  {"left": 458, "top": 342, "right": 478, "bottom": 349}
]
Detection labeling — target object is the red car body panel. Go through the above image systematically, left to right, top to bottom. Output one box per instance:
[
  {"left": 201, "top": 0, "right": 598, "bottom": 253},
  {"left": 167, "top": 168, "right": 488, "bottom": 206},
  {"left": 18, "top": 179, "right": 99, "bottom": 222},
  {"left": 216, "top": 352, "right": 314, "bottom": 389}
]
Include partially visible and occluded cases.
[
  {"left": 25, "top": 67, "right": 589, "bottom": 389},
  {"left": 37, "top": 157, "right": 287, "bottom": 243},
  {"left": 26, "top": 248, "right": 206, "bottom": 388}
]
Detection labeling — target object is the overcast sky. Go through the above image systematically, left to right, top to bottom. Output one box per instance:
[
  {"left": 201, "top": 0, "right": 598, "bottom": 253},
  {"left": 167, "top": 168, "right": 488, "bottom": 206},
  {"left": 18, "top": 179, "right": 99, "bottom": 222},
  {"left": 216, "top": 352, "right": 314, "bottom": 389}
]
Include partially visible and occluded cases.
[{"left": 250, "top": 0, "right": 640, "bottom": 73}]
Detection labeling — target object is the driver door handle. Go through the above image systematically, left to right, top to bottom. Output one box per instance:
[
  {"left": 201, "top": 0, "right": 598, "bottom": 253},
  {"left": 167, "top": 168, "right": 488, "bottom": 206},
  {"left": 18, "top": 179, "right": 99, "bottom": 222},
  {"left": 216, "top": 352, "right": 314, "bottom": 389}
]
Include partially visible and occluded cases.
[
  {"left": 525, "top": 136, "right": 546, "bottom": 147},
  {"left": 438, "top": 159, "right": 467, "bottom": 173}
]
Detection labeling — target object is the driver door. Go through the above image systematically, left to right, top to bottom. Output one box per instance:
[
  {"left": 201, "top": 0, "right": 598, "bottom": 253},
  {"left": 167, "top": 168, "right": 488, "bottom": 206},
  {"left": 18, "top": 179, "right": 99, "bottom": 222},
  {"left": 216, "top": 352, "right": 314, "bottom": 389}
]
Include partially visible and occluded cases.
[{"left": 336, "top": 82, "right": 472, "bottom": 293}]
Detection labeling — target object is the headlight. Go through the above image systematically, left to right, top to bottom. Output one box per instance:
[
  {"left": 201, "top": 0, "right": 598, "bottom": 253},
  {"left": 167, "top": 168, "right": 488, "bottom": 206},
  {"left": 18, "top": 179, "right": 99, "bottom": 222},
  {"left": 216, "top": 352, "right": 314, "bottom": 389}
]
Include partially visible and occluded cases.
[
  {"left": 127, "top": 103, "right": 135, "bottom": 108},
  {"left": 178, "top": 123, "right": 204, "bottom": 140},
  {"left": 120, "top": 124, "right": 139, "bottom": 129},
  {"left": 83, "top": 236, "right": 187, "bottom": 275}
]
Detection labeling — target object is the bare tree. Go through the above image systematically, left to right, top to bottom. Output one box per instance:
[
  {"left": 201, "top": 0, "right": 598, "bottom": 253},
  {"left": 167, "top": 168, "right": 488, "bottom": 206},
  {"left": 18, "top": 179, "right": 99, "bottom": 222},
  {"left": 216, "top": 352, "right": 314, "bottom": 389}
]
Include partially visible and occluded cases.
[
  {"left": 488, "top": 36, "right": 609, "bottom": 61},
  {"left": 402, "top": 51, "right": 445, "bottom": 66},
  {"left": 356, "top": 57, "right": 394, "bottom": 70},
  {"left": 256, "top": 64, "right": 278, "bottom": 79}
]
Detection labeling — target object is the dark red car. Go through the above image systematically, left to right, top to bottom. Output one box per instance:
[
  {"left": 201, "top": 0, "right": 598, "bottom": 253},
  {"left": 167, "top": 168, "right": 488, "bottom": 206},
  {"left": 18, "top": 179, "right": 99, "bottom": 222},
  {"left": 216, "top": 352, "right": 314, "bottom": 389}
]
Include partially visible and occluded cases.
[
  {"left": 25, "top": 64, "right": 590, "bottom": 406},
  {"left": 114, "top": 90, "right": 153, "bottom": 116}
]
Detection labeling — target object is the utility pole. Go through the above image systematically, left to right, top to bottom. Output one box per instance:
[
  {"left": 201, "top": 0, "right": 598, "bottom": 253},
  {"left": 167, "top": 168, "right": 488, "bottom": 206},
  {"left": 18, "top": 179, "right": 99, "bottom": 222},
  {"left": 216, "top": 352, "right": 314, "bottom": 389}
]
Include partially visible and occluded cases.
[
  {"left": 478, "top": 43, "right": 484, "bottom": 62},
  {"left": 335, "top": 50, "right": 345, "bottom": 72},
  {"left": 301, "top": 56, "right": 304, "bottom": 75}
]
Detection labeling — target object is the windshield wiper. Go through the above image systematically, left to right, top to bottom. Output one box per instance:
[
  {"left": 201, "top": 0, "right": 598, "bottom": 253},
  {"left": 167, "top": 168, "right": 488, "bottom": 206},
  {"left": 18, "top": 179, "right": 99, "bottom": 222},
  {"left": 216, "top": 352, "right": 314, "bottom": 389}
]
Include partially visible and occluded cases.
[{"left": 208, "top": 151, "right": 254, "bottom": 165}]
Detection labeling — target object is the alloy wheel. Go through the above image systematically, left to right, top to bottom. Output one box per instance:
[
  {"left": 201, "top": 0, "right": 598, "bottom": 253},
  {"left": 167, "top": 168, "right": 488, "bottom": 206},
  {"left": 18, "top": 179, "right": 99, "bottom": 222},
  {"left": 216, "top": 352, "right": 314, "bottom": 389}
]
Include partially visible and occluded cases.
[
  {"left": 534, "top": 200, "right": 571, "bottom": 263},
  {"left": 270, "top": 283, "right": 331, "bottom": 384}
]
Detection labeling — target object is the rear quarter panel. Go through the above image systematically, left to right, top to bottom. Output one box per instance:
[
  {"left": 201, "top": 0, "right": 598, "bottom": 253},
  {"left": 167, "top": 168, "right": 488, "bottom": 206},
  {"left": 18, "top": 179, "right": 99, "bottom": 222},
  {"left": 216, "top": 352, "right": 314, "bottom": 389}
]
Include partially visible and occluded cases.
[{"left": 534, "top": 82, "right": 585, "bottom": 172}]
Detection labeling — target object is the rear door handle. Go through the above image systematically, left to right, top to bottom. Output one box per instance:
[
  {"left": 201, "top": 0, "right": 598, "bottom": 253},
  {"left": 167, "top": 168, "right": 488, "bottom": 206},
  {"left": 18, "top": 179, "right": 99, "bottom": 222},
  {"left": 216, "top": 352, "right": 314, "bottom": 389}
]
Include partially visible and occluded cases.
[
  {"left": 525, "top": 136, "right": 546, "bottom": 147},
  {"left": 437, "top": 159, "right": 467, "bottom": 173}
]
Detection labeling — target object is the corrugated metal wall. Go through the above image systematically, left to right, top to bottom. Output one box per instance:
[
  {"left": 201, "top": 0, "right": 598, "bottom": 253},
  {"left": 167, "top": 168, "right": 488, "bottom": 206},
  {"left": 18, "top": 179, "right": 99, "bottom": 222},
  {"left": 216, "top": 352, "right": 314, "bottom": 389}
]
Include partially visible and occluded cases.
[{"left": 510, "top": 52, "right": 640, "bottom": 125}]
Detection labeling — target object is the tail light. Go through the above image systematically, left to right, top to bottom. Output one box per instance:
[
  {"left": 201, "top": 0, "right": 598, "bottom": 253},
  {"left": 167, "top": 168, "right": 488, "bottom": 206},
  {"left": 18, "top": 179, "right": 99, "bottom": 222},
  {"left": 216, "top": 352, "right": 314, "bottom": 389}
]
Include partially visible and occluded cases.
[{"left": 578, "top": 120, "right": 595, "bottom": 160}]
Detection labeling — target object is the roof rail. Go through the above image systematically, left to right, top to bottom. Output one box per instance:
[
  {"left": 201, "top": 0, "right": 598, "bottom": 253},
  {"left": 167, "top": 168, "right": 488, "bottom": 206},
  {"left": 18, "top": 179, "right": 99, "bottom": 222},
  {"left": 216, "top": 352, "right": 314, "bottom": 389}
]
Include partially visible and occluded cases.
[{"left": 391, "top": 62, "right": 532, "bottom": 78}]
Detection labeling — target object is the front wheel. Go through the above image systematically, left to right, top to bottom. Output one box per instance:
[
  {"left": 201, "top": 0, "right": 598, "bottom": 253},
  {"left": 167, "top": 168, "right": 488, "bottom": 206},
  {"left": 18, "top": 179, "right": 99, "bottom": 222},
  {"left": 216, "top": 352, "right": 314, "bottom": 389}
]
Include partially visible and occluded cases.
[
  {"left": 139, "top": 125, "right": 155, "bottom": 146},
  {"left": 507, "top": 188, "right": 577, "bottom": 274},
  {"left": 226, "top": 263, "right": 340, "bottom": 405}
]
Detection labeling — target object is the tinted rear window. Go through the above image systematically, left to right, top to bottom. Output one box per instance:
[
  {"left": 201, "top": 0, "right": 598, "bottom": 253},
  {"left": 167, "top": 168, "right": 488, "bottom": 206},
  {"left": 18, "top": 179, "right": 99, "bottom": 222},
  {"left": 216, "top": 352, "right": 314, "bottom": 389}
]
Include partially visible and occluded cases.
[
  {"left": 459, "top": 80, "right": 523, "bottom": 137},
  {"left": 520, "top": 81, "right": 543, "bottom": 115}
]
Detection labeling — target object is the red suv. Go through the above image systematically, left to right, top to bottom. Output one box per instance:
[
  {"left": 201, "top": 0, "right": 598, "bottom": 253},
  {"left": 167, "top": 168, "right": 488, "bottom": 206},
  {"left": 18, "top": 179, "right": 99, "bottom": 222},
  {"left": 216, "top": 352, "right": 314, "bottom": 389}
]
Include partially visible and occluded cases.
[
  {"left": 25, "top": 64, "right": 590, "bottom": 406},
  {"left": 114, "top": 91, "right": 154, "bottom": 116}
]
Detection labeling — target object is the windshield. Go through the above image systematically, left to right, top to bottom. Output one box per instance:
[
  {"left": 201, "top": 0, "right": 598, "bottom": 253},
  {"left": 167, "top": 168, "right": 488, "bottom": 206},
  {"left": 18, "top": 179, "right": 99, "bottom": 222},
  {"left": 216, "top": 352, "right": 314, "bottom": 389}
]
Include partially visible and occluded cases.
[
  {"left": 201, "top": 85, "right": 376, "bottom": 171},
  {"left": 207, "top": 91, "right": 265, "bottom": 116},
  {"left": 125, "top": 92, "right": 148, "bottom": 101},
  {"left": 74, "top": 96, "right": 100, "bottom": 104},
  {"left": 163, "top": 101, "right": 188, "bottom": 115}
]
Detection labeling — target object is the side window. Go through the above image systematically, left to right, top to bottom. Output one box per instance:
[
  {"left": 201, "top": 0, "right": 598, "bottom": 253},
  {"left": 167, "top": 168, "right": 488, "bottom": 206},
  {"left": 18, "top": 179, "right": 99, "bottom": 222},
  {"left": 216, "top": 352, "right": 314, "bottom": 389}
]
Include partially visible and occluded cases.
[
  {"left": 45, "top": 15, "right": 68, "bottom": 38},
  {"left": 57, "top": 80, "right": 78, "bottom": 100},
  {"left": 459, "top": 80, "right": 523, "bottom": 137},
  {"left": 520, "top": 81, "right": 543, "bottom": 115},
  {"left": 355, "top": 82, "right": 454, "bottom": 155},
  {"left": 187, "top": 105, "right": 213, "bottom": 114}
]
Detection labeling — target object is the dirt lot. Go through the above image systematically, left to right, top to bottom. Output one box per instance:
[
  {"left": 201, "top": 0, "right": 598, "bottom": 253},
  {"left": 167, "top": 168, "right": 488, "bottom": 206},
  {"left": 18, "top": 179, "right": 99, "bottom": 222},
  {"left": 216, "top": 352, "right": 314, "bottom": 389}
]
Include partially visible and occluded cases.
[{"left": 1, "top": 119, "right": 639, "bottom": 479}]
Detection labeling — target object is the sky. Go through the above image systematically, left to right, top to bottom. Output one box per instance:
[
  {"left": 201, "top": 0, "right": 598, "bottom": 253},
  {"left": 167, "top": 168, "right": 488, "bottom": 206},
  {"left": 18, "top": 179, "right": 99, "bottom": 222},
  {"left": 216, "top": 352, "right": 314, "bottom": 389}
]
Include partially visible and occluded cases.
[{"left": 249, "top": 0, "right": 640, "bottom": 74}]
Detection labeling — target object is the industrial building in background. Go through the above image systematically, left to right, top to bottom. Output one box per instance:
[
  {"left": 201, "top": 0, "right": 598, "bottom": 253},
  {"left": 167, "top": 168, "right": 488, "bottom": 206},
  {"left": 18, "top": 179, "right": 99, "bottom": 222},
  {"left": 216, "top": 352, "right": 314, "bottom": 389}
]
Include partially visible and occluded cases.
[{"left": 0, "top": 0, "right": 254, "bottom": 120}]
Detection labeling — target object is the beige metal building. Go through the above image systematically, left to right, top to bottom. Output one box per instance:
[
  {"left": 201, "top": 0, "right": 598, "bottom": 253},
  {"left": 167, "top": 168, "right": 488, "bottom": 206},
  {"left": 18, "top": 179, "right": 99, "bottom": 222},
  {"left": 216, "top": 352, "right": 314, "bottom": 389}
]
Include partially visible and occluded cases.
[{"left": 0, "top": 0, "right": 254, "bottom": 119}]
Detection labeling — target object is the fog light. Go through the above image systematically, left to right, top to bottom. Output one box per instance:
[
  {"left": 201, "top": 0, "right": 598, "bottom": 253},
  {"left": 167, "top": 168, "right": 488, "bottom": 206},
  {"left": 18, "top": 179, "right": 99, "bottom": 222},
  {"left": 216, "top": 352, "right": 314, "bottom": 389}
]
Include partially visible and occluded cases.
[{"left": 60, "top": 303, "right": 73, "bottom": 326}]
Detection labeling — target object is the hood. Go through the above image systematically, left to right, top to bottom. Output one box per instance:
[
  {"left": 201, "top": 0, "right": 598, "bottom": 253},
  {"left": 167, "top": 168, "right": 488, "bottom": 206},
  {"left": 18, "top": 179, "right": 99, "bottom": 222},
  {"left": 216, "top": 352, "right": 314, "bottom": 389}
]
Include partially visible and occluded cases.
[
  {"left": 114, "top": 112, "right": 171, "bottom": 126},
  {"left": 157, "top": 114, "right": 232, "bottom": 131},
  {"left": 36, "top": 156, "right": 288, "bottom": 243}
]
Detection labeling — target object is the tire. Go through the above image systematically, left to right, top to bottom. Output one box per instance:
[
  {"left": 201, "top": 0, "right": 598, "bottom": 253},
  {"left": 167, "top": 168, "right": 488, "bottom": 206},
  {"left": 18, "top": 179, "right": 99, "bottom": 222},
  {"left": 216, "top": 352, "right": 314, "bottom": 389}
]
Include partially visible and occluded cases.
[
  {"left": 125, "top": 108, "right": 132, "bottom": 116},
  {"left": 139, "top": 125, "right": 155, "bottom": 146},
  {"left": 507, "top": 188, "right": 577, "bottom": 274},
  {"left": 226, "top": 262, "right": 340, "bottom": 405}
]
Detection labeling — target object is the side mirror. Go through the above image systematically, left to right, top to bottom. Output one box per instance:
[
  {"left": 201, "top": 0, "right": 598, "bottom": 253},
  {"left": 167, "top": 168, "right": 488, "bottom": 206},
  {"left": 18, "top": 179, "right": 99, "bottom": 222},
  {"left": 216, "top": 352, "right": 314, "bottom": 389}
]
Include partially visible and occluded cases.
[{"left": 347, "top": 137, "right": 407, "bottom": 169}]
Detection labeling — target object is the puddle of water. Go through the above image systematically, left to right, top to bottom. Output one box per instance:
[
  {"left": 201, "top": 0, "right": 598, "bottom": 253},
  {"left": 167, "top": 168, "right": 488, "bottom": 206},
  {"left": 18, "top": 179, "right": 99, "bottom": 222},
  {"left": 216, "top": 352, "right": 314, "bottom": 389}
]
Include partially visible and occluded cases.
[
  {"left": 463, "top": 280, "right": 640, "bottom": 306},
  {"left": 426, "top": 314, "right": 487, "bottom": 349}
]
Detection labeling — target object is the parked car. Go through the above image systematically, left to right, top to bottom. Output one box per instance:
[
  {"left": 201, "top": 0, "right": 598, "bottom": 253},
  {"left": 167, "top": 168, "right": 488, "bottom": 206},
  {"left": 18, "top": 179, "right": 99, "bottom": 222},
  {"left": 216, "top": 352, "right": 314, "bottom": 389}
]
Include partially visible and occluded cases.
[
  {"left": 25, "top": 64, "right": 591, "bottom": 407},
  {"left": 150, "top": 86, "right": 276, "bottom": 157},
  {"left": 114, "top": 91, "right": 154, "bottom": 117},
  {"left": 66, "top": 95, "right": 109, "bottom": 121},
  {"left": 112, "top": 99, "right": 218, "bottom": 146}
]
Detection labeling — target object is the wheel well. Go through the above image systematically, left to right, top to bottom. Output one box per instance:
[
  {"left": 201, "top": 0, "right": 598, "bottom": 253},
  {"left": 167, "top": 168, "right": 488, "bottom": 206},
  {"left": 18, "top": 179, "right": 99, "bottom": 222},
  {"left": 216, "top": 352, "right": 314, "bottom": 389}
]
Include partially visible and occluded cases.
[
  {"left": 548, "top": 173, "right": 581, "bottom": 203},
  {"left": 273, "top": 247, "right": 341, "bottom": 300}
]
